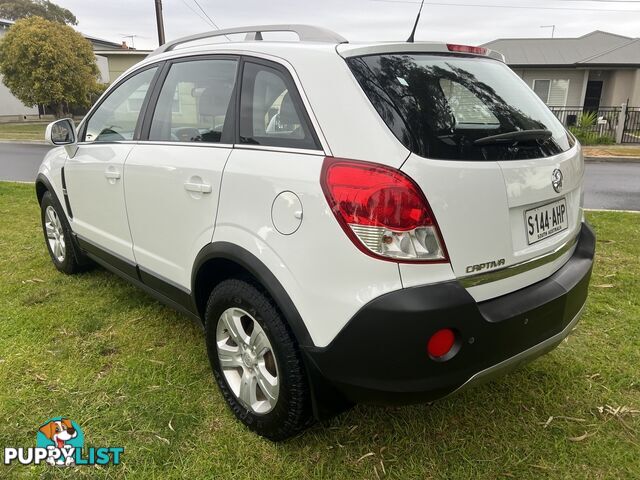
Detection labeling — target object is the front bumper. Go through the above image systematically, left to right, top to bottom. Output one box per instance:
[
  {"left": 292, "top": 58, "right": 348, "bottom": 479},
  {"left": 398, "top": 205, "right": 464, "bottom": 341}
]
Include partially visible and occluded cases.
[{"left": 303, "top": 223, "right": 595, "bottom": 406}]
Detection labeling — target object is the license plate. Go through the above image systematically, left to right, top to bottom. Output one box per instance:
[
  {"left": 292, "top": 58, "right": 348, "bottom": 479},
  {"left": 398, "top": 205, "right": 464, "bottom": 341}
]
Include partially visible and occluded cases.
[{"left": 525, "top": 199, "right": 568, "bottom": 245}]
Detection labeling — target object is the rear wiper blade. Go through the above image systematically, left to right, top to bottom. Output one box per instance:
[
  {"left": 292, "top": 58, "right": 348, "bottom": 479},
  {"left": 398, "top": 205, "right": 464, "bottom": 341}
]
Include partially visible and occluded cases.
[{"left": 473, "top": 129, "right": 552, "bottom": 146}]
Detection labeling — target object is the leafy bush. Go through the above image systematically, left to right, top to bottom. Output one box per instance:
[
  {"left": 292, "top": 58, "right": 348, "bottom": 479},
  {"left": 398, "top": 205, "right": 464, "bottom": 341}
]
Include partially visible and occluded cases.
[
  {"left": 0, "top": 17, "right": 100, "bottom": 118},
  {"left": 569, "top": 111, "right": 616, "bottom": 145}
]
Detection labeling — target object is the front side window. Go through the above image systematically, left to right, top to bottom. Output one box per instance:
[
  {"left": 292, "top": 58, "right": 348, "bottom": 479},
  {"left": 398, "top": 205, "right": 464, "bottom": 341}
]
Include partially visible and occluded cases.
[
  {"left": 348, "top": 54, "right": 572, "bottom": 161},
  {"left": 149, "top": 58, "right": 237, "bottom": 143},
  {"left": 239, "top": 62, "right": 318, "bottom": 150},
  {"left": 84, "top": 67, "right": 157, "bottom": 143}
]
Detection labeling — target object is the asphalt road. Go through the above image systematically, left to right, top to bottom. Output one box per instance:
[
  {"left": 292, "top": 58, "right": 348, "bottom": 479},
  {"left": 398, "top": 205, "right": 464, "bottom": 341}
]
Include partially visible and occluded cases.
[
  {"left": 0, "top": 142, "right": 638, "bottom": 211},
  {"left": 0, "top": 142, "right": 51, "bottom": 182},
  {"left": 583, "top": 161, "right": 640, "bottom": 212}
]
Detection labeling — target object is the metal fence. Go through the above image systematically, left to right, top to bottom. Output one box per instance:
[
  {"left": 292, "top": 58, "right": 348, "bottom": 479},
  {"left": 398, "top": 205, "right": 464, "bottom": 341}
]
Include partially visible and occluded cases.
[
  {"left": 549, "top": 106, "right": 622, "bottom": 141},
  {"left": 623, "top": 107, "right": 640, "bottom": 144}
]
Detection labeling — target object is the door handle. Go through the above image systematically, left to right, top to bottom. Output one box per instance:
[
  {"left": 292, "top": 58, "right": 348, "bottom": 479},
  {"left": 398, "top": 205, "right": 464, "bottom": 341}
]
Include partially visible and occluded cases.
[
  {"left": 104, "top": 168, "right": 121, "bottom": 180},
  {"left": 184, "top": 181, "right": 212, "bottom": 194}
]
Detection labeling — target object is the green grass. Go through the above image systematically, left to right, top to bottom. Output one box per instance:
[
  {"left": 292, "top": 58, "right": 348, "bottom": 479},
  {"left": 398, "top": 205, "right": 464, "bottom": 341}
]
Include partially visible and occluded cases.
[
  {"left": 0, "top": 123, "right": 48, "bottom": 141},
  {"left": 0, "top": 182, "right": 638, "bottom": 479}
]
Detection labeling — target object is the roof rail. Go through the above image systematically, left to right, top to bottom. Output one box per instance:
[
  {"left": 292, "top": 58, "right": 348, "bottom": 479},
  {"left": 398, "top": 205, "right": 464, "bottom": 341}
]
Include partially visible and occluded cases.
[{"left": 150, "top": 24, "right": 348, "bottom": 57}]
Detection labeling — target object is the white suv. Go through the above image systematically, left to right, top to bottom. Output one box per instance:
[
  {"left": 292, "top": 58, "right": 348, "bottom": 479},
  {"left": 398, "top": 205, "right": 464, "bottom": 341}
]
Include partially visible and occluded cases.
[{"left": 37, "top": 25, "right": 595, "bottom": 440}]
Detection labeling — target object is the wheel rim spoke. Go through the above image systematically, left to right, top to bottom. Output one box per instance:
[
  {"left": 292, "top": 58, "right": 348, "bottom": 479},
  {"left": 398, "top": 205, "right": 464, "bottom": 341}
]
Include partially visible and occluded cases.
[
  {"left": 46, "top": 208, "right": 56, "bottom": 225},
  {"left": 46, "top": 223, "right": 56, "bottom": 239},
  {"left": 221, "top": 309, "right": 248, "bottom": 345},
  {"left": 249, "top": 329, "right": 270, "bottom": 357},
  {"left": 217, "top": 344, "right": 242, "bottom": 369},
  {"left": 256, "top": 365, "right": 278, "bottom": 401},
  {"left": 238, "top": 370, "right": 258, "bottom": 406}
]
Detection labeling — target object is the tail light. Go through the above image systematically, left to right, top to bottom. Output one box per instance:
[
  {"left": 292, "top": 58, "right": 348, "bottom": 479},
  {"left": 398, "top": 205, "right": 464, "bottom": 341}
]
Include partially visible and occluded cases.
[
  {"left": 447, "top": 44, "right": 487, "bottom": 56},
  {"left": 321, "top": 157, "right": 448, "bottom": 263}
]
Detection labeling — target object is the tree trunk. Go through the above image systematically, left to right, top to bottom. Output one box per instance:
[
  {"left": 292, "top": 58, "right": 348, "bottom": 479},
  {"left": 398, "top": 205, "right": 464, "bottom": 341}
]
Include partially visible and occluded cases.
[{"left": 55, "top": 103, "right": 64, "bottom": 119}]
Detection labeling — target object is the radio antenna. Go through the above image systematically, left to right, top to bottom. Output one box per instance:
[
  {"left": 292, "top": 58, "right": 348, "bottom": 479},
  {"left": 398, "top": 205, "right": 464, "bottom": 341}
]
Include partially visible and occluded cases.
[{"left": 407, "top": 0, "right": 425, "bottom": 43}]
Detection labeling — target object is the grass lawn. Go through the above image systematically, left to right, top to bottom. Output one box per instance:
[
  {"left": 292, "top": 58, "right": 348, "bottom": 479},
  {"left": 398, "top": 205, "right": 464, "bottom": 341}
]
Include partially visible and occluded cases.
[
  {"left": 0, "top": 123, "right": 48, "bottom": 142},
  {"left": 0, "top": 182, "right": 638, "bottom": 479}
]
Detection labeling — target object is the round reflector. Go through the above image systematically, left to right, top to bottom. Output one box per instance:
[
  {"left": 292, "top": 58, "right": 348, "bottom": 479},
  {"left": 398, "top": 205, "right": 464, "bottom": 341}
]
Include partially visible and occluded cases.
[{"left": 427, "top": 329, "right": 457, "bottom": 360}]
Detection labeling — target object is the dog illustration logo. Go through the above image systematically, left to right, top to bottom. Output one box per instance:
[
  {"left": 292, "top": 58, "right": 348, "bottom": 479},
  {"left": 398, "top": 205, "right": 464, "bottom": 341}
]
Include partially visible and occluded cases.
[{"left": 36, "top": 417, "right": 84, "bottom": 466}]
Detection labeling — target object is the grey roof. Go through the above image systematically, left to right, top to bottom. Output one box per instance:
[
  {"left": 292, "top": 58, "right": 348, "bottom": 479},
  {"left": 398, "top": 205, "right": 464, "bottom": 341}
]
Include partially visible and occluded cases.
[
  {"left": 0, "top": 18, "right": 124, "bottom": 50},
  {"left": 482, "top": 31, "right": 640, "bottom": 66}
]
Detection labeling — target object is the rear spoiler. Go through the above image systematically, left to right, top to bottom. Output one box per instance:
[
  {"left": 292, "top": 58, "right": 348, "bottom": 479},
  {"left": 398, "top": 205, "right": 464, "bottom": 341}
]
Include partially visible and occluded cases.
[{"left": 337, "top": 42, "right": 506, "bottom": 63}]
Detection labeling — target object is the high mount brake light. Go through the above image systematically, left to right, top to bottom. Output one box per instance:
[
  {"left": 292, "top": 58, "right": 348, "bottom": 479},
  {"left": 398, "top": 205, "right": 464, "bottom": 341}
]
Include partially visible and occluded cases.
[
  {"left": 447, "top": 44, "right": 488, "bottom": 56},
  {"left": 321, "top": 158, "right": 449, "bottom": 263}
]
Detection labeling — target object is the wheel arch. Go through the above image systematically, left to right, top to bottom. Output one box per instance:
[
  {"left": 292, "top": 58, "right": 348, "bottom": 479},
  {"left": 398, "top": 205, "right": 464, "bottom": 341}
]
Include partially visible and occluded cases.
[
  {"left": 35, "top": 173, "right": 56, "bottom": 205},
  {"left": 191, "top": 242, "right": 313, "bottom": 348}
]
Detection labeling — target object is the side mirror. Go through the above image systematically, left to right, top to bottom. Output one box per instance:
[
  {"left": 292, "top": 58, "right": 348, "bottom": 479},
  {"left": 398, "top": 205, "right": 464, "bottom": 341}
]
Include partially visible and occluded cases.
[{"left": 45, "top": 119, "right": 78, "bottom": 157}]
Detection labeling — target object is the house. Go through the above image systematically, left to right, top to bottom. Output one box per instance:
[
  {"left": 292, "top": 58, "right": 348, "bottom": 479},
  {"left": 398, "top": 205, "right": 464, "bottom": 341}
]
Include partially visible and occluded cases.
[
  {"left": 0, "top": 18, "right": 151, "bottom": 122},
  {"left": 483, "top": 31, "right": 640, "bottom": 111}
]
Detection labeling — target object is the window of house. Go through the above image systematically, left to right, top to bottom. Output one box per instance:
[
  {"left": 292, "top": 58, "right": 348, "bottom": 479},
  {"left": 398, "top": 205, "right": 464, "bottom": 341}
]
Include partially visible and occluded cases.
[
  {"left": 149, "top": 59, "right": 237, "bottom": 143},
  {"left": 239, "top": 62, "right": 319, "bottom": 150},
  {"left": 84, "top": 67, "right": 157, "bottom": 142},
  {"left": 533, "top": 79, "right": 570, "bottom": 107}
]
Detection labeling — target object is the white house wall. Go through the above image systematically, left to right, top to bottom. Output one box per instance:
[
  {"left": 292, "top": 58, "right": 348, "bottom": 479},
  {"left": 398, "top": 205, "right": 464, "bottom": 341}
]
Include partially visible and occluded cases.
[
  {"left": 96, "top": 55, "right": 110, "bottom": 84},
  {"left": 515, "top": 69, "right": 587, "bottom": 107},
  {"left": 600, "top": 69, "right": 640, "bottom": 107},
  {"left": 0, "top": 74, "right": 39, "bottom": 120}
]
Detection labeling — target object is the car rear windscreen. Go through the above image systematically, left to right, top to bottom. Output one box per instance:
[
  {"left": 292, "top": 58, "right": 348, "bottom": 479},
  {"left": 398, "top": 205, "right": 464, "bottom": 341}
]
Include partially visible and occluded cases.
[{"left": 347, "top": 54, "right": 573, "bottom": 161}]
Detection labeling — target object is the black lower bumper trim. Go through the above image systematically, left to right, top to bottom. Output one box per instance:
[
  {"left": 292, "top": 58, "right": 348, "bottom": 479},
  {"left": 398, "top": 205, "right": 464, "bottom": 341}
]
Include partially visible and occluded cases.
[{"left": 304, "top": 223, "right": 595, "bottom": 406}]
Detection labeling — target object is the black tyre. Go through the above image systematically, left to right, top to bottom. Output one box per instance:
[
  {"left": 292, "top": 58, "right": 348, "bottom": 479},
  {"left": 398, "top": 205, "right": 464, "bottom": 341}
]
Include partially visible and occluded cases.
[
  {"left": 40, "top": 191, "right": 91, "bottom": 274},
  {"left": 205, "top": 278, "right": 313, "bottom": 441}
]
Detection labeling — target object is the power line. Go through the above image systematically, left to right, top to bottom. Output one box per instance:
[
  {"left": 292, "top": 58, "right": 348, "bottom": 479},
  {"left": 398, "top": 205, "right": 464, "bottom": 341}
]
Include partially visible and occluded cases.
[
  {"left": 180, "top": 0, "right": 214, "bottom": 27},
  {"left": 191, "top": 0, "right": 231, "bottom": 40},
  {"left": 192, "top": 0, "right": 221, "bottom": 30},
  {"left": 371, "top": 0, "right": 640, "bottom": 12}
]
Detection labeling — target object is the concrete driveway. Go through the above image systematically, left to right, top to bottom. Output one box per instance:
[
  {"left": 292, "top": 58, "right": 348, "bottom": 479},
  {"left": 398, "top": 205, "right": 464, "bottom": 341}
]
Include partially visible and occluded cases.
[{"left": 1, "top": 142, "right": 639, "bottom": 211}]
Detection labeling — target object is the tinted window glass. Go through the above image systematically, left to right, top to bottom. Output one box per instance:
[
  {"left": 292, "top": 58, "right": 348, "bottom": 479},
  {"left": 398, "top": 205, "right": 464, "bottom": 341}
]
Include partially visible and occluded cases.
[
  {"left": 347, "top": 54, "right": 572, "bottom": 161},
  {"left": 149, "top": 59, "right": 237, "bottom": 143},
  {"left": 239, "top": 62, "right": 318, "bottom": 150},
  {"left": 84, "top": 67, "right": 157, "bottom": 143}
]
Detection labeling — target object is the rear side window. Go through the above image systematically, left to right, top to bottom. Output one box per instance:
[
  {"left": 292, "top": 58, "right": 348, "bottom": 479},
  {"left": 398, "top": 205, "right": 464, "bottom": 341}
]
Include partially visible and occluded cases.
[
  {"left": 347, "top": 54, "right": 572, "bottom": 161},
  {"left": 149, "top": 58, "right": 237, "bottom": 143},
  {"left": 239, "top": 61, "right": 319, "bottom": 150}
]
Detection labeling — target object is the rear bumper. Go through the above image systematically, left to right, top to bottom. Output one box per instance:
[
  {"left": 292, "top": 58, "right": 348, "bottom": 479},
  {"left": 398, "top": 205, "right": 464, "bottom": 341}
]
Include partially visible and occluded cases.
[{"left": 303, "top": 222, "right": 595, "bottom": 405}]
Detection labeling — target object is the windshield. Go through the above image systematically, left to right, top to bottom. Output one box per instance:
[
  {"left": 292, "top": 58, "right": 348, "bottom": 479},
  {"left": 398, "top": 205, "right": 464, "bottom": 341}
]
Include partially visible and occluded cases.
[{"left": 347, "top": 54, "right": 573, "bottom": 161}]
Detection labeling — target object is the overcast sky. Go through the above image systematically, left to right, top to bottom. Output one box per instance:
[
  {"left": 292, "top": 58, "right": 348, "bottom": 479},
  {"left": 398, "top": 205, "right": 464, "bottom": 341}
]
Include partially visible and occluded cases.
[{"left": 54, "top": 0, "right": 640, "bottom": 50}]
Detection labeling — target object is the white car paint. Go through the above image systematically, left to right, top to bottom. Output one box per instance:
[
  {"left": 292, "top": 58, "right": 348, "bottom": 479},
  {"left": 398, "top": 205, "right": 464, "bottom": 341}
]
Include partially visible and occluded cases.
[
  {"left": 38, "top": 28, "right": 586, "bottom": 348},
  {"left": 64, "top": 143, "right": 136, "bottom": 262},
  {"left": 124, "top": 143, "right": 232, "bottom": 289}
]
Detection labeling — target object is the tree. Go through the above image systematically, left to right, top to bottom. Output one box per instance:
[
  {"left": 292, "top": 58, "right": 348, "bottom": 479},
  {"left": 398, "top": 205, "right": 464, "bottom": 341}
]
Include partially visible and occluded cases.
[
  {"left": 0, "top": 0, "right": 77, "bottom": 25},
  {"left": 0, "top": 17, "right": 100, "bottom": 118}
]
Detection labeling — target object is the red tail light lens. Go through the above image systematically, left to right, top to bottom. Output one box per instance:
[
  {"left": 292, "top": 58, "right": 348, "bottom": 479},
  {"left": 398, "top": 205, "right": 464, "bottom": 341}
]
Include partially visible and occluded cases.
[
  {"left": 447, "top": 44, "right": 487, "bottom": 56},
  {"left": 321, "top": 157, "right": 448, "bottom": 263}
]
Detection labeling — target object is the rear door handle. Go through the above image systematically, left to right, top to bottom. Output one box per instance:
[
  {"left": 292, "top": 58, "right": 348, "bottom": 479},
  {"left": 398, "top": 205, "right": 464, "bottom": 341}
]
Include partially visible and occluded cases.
[
  {"left": 104, "top": 168, "right": 121, "bottom": 180},
  {"left": 184, "top": 181, "right": 212, "bottom": 194}
]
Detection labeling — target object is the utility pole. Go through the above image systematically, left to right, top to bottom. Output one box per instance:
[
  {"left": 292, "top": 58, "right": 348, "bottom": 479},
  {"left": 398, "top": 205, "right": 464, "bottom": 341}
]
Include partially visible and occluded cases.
[{"left": 154, "top": 0, "right": 166, "bottom": 46}]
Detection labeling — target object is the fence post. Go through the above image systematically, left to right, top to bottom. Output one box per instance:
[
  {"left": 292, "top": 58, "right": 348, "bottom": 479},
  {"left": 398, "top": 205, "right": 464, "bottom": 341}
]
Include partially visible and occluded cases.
[{"left": 616, "top": 103, "right": 627, "bottom": 144}]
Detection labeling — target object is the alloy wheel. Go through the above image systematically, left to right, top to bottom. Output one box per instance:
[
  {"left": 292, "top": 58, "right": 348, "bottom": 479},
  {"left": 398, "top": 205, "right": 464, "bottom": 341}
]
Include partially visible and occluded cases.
[
  {"left": 45, "top": 206, "right": 66, "bottom": 263},
  {"left": 216, "top": 307, "right": 280, "bottom": 414}
]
